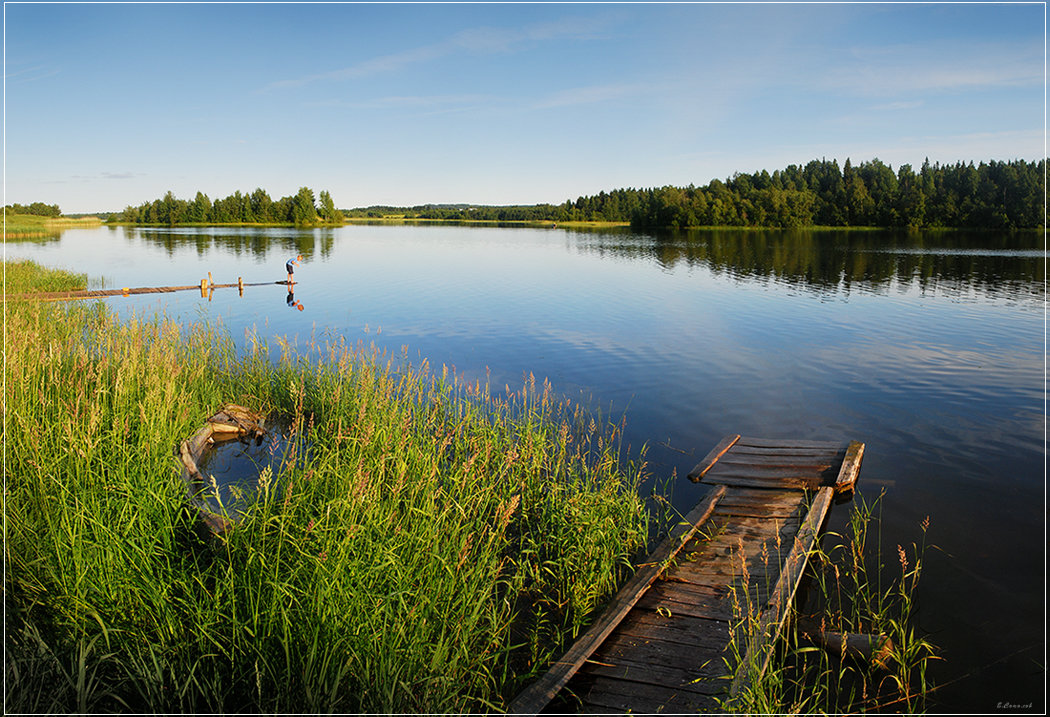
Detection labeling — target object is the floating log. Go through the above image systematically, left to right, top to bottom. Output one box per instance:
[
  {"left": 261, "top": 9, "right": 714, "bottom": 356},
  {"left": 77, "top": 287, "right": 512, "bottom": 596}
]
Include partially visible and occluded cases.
[{"left": 797, "top": 618, "right": 895, "bottom": 669}]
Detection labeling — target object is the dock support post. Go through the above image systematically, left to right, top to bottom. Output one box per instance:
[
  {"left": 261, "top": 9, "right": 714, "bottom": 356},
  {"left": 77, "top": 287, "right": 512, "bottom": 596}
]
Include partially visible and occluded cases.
[{"left": 238, "top": 277, "right": 244, "bottom": 296}]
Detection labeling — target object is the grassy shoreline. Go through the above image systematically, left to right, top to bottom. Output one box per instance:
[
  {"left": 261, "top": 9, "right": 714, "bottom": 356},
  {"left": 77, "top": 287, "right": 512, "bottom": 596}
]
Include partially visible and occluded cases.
[
  {"left": 3, "top": 213, "right": 103, "bottom": 239},
  {"left": 5, "top": 259, "right": 937, "bottom": 713},
  {"left": 5, "top": 260, "right": 649, "bottom": 712}
]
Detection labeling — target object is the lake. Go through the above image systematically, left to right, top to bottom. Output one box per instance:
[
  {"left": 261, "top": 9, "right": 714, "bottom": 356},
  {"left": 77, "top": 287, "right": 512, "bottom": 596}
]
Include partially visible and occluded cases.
[{"left": 7, "top": 223, "right": 1044, "bottom": 712}]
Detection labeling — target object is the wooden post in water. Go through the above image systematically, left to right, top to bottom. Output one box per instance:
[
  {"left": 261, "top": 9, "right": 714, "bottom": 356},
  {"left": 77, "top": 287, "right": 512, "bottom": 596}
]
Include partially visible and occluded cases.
[
  {"left": 237, "top": 277, "right": 244, "bottom": 296},
  {"left": 200, "top": 278, "right": 207, "bottom": 296}
]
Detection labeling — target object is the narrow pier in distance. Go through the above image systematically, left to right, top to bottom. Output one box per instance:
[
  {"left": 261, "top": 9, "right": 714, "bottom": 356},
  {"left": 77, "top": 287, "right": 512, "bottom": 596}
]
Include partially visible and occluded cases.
[
  {"left": 7, "top": 275, "right": 286, "bottom": 302},
  {"left": 508, "top": 434, "right": 864, "bottom": 715}
]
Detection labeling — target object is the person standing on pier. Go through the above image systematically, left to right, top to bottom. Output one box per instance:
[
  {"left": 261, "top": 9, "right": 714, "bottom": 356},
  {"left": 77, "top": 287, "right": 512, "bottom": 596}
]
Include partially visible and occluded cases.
[{"left": 286, "top": 254, "right": 302, "bottom": 284}]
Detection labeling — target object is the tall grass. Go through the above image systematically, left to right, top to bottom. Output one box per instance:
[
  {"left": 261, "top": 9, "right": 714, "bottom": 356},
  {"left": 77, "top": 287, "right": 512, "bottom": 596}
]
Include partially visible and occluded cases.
[
  {"left": 4, "top": 259, "right": 88, "bottom": 294},
  {"left": 5, "top": 270, "right": 649, "bottom": 712},
  {"left": 721, "top": 491, "right": 938, "bottom": 713}
]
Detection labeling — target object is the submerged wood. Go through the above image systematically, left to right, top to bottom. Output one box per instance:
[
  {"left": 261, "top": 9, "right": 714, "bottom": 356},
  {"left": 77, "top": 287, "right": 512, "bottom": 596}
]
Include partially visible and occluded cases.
[
  {"left": 178, "top": 404, "right": 267, "bottom": 540},
  {"left": 510, "top": 434, "right": 864, "bottom": 715},
  {"left": 797, "top": 618, "right": 895, "bottom": 669}
]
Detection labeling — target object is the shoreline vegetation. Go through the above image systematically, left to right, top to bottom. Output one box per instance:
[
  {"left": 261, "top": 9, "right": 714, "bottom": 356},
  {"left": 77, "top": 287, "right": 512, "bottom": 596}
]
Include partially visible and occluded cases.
[
  {"left": 11, "top": 155, "right": 1030, "bottom": 234},
  {"left": 347, "top": 156, "right": 1045, "bottom": 231},
  {"left": 3, "top": 213, "right": 103, "bottom": 239},
  {"left": 5, "top": 259, "right": 650, "bottom": 712}
]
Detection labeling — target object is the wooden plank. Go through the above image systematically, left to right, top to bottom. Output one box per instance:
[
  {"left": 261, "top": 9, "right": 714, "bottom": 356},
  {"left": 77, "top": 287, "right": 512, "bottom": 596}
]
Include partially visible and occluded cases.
[
  {"left": 687, "top": 434, "right": 740, "bottom": 481},
  {"left": 734, "top": 436, "right": 844, "bottom": 449},
  {"left": 834, "top": 440, "right": 865, "bottom": 494},
  {"left": 725, "top": 444, "right": 844, "bottom": 457},
  {"left": 713, "top": 453, "right": 838, "bottom": 467},
  {"left": 705, "top": 461, "right": 835, "bottom": 477},
  {"left": 704, "top": 466, "right": 836, "bottom": 485},
  {"left": 700, "top": 473, "right": 814, "bottom": 490},
  {"left": 506, "top": 484, "right": 727, "bottom": 716},
  {"left": 715, "top": 487, "right": 806, "bottom": 504},
  {"left": 636, "top": 584, "right": 735, "bottom": 621},
  {"left": 610, "top": 611, "right": 731, "bottom": 650},
  {"left": 596, "top": 621, "right": 730, "bottom": 659},
  {"left": 590, "top": 631, "right": 731, "bottom": 677},
  {"left": 581, "top": 657, "right": 728, "bottom": 694},
  {"left": 567, "top": 674, "right": 724, "bottom": 712}
]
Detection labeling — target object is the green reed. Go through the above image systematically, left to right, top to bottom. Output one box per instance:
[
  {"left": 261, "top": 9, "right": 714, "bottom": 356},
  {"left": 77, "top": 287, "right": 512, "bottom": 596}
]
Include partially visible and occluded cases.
[
  {"left": 4, "top": 258, "right": 88, "bottom": 294},
  {"left": 5, "top": 267, "right": 648, "bottom": 713},
  {"left": 721, "top": 490, "right": 938, "bottom": 713}
]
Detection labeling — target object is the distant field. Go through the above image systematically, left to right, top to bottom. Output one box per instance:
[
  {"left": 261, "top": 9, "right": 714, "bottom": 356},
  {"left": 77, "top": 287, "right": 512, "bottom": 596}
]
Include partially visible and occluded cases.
[
  {"left": 3, "top": 213, "right": 103, "bottom": 239},
  {"left": 344, "top": 216, "right": 628, "bottom": 229}
]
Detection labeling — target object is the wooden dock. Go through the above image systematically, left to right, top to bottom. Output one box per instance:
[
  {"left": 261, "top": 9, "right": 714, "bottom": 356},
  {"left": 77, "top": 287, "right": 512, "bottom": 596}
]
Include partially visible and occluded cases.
[
  {"left": 7, "top": 276, "right": 286, "bottom": 302},
  {"left": 508, "top": 434, "right": 864, "bottom": 715}
]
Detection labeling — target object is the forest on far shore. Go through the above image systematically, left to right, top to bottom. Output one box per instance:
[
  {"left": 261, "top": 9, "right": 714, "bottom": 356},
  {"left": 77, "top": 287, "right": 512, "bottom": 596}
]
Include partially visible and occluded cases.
[
  {"left": 10, "top": 157, "right": 1044, "bottom": 231},
  {"left": 353, "top": 157, "right": 1045, "bottom": 230},
  {"left": 113, "top": 187, "right": 343, "bottom": 226}
]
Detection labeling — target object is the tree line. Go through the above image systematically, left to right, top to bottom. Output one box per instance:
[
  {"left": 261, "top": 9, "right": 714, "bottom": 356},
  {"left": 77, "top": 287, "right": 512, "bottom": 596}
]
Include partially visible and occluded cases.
[
  {"left": 353, "top": 157, "right": 1044, "bottom": 230},
  {"left": 623, "top": 158, "right": 1044, "bottom": 230},
  {"left": 114, "top": 187, "right": 343, "bottom": 226},
  {"left": 5, "top": 202, "right": 62, "bottom": 217}
]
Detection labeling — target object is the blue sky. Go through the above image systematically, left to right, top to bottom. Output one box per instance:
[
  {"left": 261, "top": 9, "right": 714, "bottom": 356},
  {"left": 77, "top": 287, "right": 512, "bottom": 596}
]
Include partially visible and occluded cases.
[{"left": 4, "top": 2, "right": 1045, "bottom": 213}]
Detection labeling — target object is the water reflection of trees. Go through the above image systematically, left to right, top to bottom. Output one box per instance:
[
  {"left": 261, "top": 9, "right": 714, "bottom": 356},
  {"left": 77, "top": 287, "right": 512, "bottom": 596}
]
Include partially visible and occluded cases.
[
  {"left": 128, "top": 228, "right": 336, "bottom": 261},
  {"left": 572, "top": 228, "right": 1044, "bottom": 301}
]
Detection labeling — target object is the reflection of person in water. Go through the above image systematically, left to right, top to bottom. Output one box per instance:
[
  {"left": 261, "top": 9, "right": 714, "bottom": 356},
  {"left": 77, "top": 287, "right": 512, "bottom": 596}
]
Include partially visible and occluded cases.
[{"left": 286, "top": 290, "right": 304, "bottom": 311}]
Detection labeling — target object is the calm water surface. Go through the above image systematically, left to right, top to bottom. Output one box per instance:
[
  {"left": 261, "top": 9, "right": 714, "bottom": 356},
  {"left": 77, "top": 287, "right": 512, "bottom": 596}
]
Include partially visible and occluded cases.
[{"left": 7, "top": 225, "right": 1044, "bottom": 712}]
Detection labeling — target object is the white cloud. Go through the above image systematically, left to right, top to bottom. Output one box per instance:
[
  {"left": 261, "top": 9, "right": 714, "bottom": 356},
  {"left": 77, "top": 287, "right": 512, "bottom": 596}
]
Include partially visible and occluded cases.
[
  {"left": 264, "top": 13, "right": 619, "bottom": 91},
  {"left": 823, "top": 41, "right": 1042, "bottom": 96},
  {"left": 4, "top": 64, "right": 61, "bottom": 83},
  {"left": 530, "top": 82, "right": 653, "bottom": 110},
  {"left": 869, "top": 100, "right": 925, "bottom": 112}
]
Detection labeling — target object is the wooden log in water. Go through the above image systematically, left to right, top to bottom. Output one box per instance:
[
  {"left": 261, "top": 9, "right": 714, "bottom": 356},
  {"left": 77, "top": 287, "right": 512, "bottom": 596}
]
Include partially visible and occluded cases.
[{"left": 797, "top": 619, "right": 894, "bottom": 668}]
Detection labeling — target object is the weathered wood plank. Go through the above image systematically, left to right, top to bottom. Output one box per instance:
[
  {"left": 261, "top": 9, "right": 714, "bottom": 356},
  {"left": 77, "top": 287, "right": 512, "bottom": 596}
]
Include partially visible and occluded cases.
[
  {"left": 686, "top": 434, "right": 740, "bottom": 481},
  {"left": 734, "top": 436, "right": 844, "bottom": 449},
  {"left": 834, "top": 440, "right": 865, "bottom": 494},
  {"left": 726, "top": 444, "right": 845, "bottom": 457},
  {"left": 713, "top": 453, "right": 837, "bottom": 468},
  {"left": 705, "top": 462, "right": 837, "bottom": 480},
  {"left": 700, "top": 473, "right": 817, "bottom": 490},
  {"left": 506, "top": 484, "right": 727, "bottom": 716},
  {"left": 715, "top": 487, "right": 807, "bottom": 504},
  {"left": 636, "top": 584, "right": 736, "bottom": 621},
  {"left": 612, "top": 610, "right": 731, "bottom": 649},
  {"left": 590, "top": 631, "right": 731, "bottom": 677},
  {"left": 581, "top": 657, "right": 728, "bottom": 694},
  {"left": 565, "top": 674, "right": 724, "bottom": 712}
]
